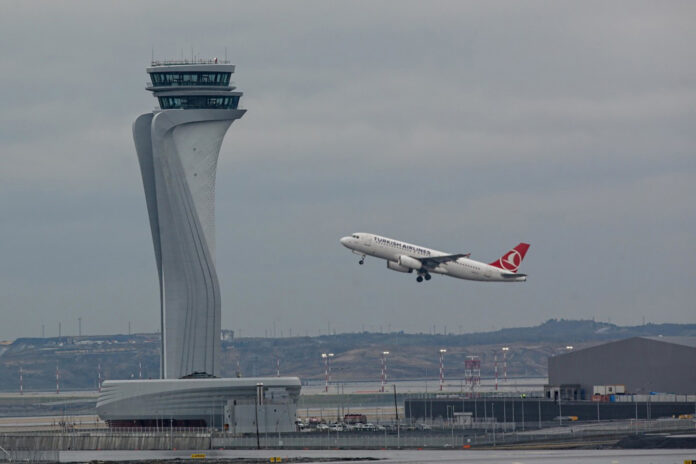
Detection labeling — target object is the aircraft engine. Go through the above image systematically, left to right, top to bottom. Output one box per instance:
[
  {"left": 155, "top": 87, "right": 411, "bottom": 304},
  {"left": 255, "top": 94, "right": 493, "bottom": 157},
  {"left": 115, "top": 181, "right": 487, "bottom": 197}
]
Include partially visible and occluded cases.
[
  {"left": 398, "top": 255, "right": 422, "bottom": 270},
  {"left": 387, "top": 260, "right": 412, "bottom": 273}
]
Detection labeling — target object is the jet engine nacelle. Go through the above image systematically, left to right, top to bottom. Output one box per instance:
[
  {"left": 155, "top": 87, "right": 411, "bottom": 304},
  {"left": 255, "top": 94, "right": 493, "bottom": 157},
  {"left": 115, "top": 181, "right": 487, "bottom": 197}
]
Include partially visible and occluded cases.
[
  {"left": 398, "top": 255, "right": 422, "bottom": 270},
  {"left": 387, "top": 260, "right": 412, "bottom": 273}
]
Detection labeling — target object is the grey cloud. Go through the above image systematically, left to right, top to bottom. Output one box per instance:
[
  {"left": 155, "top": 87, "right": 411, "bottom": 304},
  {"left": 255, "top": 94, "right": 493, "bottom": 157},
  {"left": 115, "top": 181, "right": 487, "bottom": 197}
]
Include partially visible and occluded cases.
[{"left": 0, "top": 1, "right": 694, "bottom": 339}]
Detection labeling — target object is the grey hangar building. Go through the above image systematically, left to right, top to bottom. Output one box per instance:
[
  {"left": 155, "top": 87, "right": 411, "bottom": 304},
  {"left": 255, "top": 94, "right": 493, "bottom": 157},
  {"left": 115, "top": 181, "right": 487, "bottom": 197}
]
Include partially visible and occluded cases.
[
  {"left": 405, "top": 336, "right": 696, "bottom": 423},
  {"left": 548, "top": 336, "right": 696, "bottom": 400}
]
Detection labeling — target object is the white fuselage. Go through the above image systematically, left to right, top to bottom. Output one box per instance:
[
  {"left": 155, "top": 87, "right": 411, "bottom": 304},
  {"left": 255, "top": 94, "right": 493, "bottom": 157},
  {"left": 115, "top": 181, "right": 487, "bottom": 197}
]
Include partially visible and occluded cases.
[{"left": 340, "top": 233, "right": 526, "bottom": 282}]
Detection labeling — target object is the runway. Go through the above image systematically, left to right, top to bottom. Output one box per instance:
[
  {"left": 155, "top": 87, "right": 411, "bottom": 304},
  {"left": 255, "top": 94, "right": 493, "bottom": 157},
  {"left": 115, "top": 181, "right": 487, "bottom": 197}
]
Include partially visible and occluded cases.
[{"left": 50, "top": 448, "right": 696, "bottom": 463}]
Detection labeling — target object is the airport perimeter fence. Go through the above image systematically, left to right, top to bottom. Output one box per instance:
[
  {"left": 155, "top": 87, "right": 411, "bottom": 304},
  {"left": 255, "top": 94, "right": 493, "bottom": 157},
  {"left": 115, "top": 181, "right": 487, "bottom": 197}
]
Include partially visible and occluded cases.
[
  {"left": 0, "top": 418, "right": 692, "bottom": 453},
  {"left": 212, "top": 418, "right": 695, "bottom": 449}
]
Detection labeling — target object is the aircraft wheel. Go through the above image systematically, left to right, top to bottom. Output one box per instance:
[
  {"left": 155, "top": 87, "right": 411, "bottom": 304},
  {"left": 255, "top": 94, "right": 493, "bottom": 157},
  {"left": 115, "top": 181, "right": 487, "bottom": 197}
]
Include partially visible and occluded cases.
[
  {"left": 359, "top": 259, "right": 364, "bottom": 265},
  {"left": 424, "top": 274, "right": 431, "bottom": 281},
  {"left": 416, "top": 275, "right": 423, "bottom": 283}
]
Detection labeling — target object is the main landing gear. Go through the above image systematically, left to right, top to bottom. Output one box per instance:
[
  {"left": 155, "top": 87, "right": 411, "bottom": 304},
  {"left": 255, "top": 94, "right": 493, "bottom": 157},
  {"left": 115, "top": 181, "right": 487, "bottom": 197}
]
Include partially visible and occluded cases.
[{"left": 416, "top": 272, "right": 431, "bottom": 282}]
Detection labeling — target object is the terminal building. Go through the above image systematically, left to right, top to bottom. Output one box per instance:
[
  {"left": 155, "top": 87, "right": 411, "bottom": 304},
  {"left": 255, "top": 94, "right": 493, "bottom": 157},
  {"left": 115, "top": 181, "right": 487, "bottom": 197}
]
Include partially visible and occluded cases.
[{"left": 97, "top": 59, "right": 300, "bottom": 431}]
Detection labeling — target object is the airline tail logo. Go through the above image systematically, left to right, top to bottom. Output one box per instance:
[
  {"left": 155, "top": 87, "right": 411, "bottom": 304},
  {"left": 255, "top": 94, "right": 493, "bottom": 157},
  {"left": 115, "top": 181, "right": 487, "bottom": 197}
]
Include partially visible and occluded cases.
[{"left": 489, "top": 243, "right": 530, "bottom": 273}]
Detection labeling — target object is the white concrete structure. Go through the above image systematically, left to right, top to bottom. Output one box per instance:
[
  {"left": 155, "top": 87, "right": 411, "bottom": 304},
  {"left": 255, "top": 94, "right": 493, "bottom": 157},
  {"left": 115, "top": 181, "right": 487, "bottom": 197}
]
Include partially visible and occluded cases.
[
  {"left": 133, "top": 60, "right": 246, "bottom": 379},
  {"left": 97, "top": 377, "right": 301, "bottom": 430}
]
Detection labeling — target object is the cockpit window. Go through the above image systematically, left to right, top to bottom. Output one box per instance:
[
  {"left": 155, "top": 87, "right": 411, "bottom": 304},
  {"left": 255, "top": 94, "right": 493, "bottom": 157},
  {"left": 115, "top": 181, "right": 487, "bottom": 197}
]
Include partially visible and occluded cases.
[{"left": 352, "top": 234, "right": 359, "bottom": 239}]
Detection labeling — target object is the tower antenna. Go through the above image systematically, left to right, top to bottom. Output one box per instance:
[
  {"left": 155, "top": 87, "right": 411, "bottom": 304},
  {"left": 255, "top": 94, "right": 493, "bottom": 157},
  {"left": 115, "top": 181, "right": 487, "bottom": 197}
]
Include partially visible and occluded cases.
[{"left": 225, "top": 47, "right": 228, "bottom": 62}]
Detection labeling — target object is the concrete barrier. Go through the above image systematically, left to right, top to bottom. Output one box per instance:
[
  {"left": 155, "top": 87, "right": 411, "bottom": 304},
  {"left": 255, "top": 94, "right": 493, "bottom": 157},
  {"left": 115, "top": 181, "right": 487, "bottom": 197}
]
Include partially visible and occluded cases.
[{"left": 0, "top": 431, "right": 210, "bottom": 451}]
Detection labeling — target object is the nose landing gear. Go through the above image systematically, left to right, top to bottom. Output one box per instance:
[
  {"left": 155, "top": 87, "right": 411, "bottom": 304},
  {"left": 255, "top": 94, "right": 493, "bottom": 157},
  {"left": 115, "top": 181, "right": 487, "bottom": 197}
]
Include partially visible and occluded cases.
[{"left": 358, "top": 255, "right": 365, "bottom": 265}]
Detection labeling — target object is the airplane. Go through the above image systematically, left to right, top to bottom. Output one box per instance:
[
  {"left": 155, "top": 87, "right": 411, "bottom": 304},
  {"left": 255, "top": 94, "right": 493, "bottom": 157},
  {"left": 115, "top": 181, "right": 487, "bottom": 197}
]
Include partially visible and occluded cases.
[{"left": 340, "top": 233, "right": 529, "bottom": 283}]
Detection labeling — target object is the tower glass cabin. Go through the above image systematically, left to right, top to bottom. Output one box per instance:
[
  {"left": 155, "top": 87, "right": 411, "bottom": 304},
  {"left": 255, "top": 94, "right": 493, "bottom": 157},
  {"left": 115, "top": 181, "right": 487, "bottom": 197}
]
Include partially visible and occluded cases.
[
  {"left": 134, "top": 59, "right": 246, "bottom": 379},
  {"left": 146, "top": 60, "right": 242, "bottom": 110}
]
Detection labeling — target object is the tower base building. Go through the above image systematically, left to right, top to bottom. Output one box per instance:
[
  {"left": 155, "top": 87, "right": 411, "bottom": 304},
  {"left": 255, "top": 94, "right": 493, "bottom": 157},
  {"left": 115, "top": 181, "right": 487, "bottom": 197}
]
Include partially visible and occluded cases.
[{"left": 97, "top": 377, "right": 301, "bottom": 431}]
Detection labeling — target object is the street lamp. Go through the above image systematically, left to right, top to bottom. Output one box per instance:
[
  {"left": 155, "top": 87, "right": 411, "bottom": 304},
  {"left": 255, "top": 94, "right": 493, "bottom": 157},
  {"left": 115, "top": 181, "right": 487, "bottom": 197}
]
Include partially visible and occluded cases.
[
  {"left": 502, "top": 347, "right": 509, "bottom": 382},
  {"left": 439, "top": 349, "right": 447, "bottom": 391},
  {"left": 380, "top": 351, "right": 390, "bottom": 392},
  {"left": 321, "top": 353, "right": 334, "bottom": 393}
]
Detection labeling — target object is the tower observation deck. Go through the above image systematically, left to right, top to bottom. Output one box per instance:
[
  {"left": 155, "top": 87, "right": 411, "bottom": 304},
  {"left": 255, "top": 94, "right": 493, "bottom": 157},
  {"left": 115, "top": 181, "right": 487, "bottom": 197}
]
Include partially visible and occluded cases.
[{"left": 133, "top": 59, "right": 246, "bottom": 379}]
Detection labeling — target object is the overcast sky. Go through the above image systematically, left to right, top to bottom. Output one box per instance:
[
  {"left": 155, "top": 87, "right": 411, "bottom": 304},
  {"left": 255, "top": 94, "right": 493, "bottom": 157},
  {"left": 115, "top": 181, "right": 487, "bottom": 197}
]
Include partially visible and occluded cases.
[{"left": 1, "top": 1, "right": 694, "bottom": 340}]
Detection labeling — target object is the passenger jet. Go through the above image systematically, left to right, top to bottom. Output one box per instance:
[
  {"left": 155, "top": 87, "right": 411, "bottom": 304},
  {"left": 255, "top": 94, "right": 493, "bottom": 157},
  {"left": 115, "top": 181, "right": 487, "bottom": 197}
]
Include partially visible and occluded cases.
[{"left": 340, "top": 233, "right": 529, "bottom": 283}]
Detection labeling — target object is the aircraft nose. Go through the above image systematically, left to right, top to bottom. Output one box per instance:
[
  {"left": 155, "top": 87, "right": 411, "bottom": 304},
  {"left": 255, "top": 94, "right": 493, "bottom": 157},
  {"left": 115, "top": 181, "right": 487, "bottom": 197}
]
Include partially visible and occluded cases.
[{"left": 340, "top": 236, "right": 351, "bottom": 247}]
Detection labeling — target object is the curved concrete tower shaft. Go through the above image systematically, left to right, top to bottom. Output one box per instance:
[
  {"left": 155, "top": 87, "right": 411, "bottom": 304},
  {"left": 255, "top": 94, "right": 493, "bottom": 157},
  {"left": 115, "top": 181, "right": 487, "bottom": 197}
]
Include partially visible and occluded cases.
[{"left": 133, "top": 61, "right": 245, "bottom": 379}]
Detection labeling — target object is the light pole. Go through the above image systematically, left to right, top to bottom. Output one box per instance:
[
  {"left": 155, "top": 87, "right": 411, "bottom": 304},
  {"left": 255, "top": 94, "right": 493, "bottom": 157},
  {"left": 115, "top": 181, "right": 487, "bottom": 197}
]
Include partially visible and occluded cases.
[
  {"left": 502, "top": 347, "right": 509, "bottom": 383},
  {"left": 439, "top": 349, "right": 447, "bottom": 391},
  {"left": 380, "top": 351, "right": 389, "bottom": 393},
  {"left": 322, "top": 353, "right": 334, "bottom": 393}
]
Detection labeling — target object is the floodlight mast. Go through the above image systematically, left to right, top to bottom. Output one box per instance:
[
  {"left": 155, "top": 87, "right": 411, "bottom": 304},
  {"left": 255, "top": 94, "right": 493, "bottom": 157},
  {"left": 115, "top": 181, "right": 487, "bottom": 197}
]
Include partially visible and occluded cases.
[
  {"left": 502, "top": 346, "right": 509, "bottom": 382},
  {"left": 439, "top": 349, "right": 447, "bottom": 391},
  {"left": 380, "top": 351, "right": 390, "bottom": 392},
  {"left": 322, "top": 353, "right": 334, "bottom": 392}
]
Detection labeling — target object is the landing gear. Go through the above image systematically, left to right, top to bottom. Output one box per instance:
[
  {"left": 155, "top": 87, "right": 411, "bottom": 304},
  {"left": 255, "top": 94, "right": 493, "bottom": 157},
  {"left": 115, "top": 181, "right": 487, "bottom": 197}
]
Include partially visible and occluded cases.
[
  {"left": 358, "top": 255, "right": 365, "bottom": 265},
  {"left": 416, "top": 271, "right": 431, "bottom": 283},
  {"left": 424, "top": 273, "right": 431, "bottom": 281},
  {"left": 416, "top": 275, "right": 423, "bottom": 282}
]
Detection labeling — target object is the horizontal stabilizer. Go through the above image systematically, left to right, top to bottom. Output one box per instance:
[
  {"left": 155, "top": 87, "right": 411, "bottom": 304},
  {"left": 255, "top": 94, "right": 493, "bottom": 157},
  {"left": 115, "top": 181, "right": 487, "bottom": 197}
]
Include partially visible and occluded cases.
[{"left": 501, "top": 273, "right": 526, "bottom": 278}]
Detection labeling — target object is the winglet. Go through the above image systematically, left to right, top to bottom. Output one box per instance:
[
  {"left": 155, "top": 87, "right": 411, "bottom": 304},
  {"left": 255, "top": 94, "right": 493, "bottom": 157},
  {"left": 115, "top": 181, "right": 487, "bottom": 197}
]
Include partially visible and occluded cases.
[{"left": 489, "top": 243, "right": 530, "bottom": 273}]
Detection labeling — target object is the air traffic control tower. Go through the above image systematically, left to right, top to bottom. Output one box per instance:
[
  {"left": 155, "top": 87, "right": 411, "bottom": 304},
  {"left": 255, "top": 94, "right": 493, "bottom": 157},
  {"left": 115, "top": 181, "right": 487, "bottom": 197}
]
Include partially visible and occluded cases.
[
  {"left": 96, "top": 60, "right": 300, "bottom": 429},
  {"left": 133, "top": 60, "right": 245, "bottom": 379}
]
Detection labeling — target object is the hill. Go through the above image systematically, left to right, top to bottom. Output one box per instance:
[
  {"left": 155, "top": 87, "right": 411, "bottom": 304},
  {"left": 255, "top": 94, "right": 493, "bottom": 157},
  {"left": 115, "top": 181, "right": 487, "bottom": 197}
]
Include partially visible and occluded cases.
[{"left": 0, "top": 319, "right": 694, "bottom": 391}]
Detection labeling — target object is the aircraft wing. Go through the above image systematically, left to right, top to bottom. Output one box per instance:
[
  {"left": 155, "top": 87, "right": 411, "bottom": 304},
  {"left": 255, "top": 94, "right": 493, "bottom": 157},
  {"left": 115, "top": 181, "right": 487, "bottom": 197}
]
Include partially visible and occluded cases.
[{"left": 418, "top": 253, "right": 470, "bottom": 268}]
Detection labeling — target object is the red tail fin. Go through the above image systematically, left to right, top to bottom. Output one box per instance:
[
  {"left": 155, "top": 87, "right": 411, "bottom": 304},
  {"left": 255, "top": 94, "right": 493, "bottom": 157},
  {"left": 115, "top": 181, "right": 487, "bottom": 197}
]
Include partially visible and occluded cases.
[{"left": 489, "top": 243, "right": 530, "bottom": 273}]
